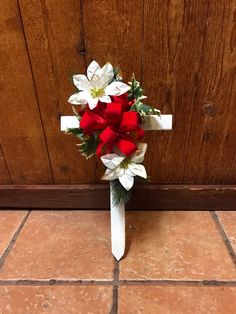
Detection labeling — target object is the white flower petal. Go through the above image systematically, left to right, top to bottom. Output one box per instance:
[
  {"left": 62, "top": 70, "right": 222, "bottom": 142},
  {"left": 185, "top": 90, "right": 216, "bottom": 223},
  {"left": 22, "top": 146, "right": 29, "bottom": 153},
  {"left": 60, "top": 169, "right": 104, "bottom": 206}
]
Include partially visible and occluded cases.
[
  {"left": 87, "top": 60, "right": 101, "bottom": 80},
  {"left": 100, "top": 62, "right": 114, "bottom": 84},
  {"left": 73, "top": 74, "right": 91, "bottom": 91},
  {"left": 89, "top": 77, "right": 104, "bottom": 89},
  {"left": 105, "top": 81, "right": 130, "bottom": 96},
  {"left": 68, "top": 92, "right": 89, "bottom": 105},
  {"left": 99, "top": 95, "right": 112, "bottom": 103},
  {"left": 87, "top": 97, "right": 99, "bottom": 110},
  {"left": 131, "top": 143, "right": 148, "bottom": 163},
  {"left": 101, "top": 153, "right": 118, "bottom": 165},
  {"left": 101, "top": 155, "right": 125, "bottom": 170},
  {"left": 113, "top": 157, "right": 126, "bottom": 167},
  {"left": 129, "top": 164, "right": 147, "bottom": 179},
  {"left": 115, "top": 167, "right": 125, "bottom": 177},
  {"left": 124, "top": 168, "right": 134, "bottom": 177},
  {"left": 101, "top": 169, "right": 119, "bottom": 181},
  {"left": 119, "top": 174, "right": 134, "bottom": 191}
]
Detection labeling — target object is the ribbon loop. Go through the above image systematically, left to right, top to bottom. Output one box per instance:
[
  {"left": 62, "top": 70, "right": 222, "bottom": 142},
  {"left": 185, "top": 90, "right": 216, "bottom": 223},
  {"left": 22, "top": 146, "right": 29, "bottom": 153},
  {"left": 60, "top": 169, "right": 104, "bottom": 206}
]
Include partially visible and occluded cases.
[
  {"left": 79, "top": 99, "right": 144, "bottom": 157},
  {"left": 106, "top": 103, "right": 122, "bottom": 124},
  {"left": 80, "top": 110, "right": 106, "bottom": 133},
  {"left": 120, "top": 111, "right": 139, "bottom": 132},
  {"left": 100, "top": 126, "right": 119, "bottom": 144},
  {"left": 115, "top": 138, "right": 137, "bottom": 156}
]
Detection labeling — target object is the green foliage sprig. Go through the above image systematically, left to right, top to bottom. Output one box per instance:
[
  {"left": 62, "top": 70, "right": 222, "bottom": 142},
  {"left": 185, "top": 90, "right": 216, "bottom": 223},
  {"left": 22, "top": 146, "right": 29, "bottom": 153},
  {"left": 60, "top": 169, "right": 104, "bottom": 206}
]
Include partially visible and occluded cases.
[
  {"left": 128, "top": 75, "right": 160, "bottom": 120},
  {"left": 128, "top": 75, "right": 145, "bottom": 100},
  {"left": 131, "top": 100, "right": 160, "bottom": 119},
  {"left": 66, "top": 127, "right": 84, "bottom": 139},
  {"left": 66, "top": 128, "right": 99, "bottom": 159},
  {"left": 77, "top": 133, "right": 99, "bottom": 159},
  {"left": 111, "top": 176, "right": 150, "bottom": 206},
  {"left": 111, "top": 179, "right": 132, "bottom": 206}
]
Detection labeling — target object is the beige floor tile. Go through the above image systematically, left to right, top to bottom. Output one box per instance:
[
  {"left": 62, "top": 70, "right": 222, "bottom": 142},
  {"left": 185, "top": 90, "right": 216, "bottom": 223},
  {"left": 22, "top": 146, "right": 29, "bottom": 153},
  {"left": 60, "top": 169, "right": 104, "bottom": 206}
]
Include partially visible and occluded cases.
[
  {"left": 0, "top": 211, "right": 113, "bottom": 280},
  {"left": 0, "top": 211, "right": 27, "bottom": 258},
  {"left": 120, "top": 211, "right": 236, "bottom": 280},
  {"left": 217, "top": 211, "right": 236, "bottom": 252},
  {"left": 0, "top": 285, "right": 112, "bottom": 314},
  {"left": 119, "top": 285, "right": 236, "bottom": 314}
]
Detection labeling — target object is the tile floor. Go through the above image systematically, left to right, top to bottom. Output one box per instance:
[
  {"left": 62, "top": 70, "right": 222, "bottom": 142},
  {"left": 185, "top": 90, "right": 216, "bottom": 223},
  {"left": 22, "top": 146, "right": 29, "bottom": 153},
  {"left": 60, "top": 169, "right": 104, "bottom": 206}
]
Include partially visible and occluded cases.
[{"left": 0, "top": 210, "right": 235, "bottom": 313}]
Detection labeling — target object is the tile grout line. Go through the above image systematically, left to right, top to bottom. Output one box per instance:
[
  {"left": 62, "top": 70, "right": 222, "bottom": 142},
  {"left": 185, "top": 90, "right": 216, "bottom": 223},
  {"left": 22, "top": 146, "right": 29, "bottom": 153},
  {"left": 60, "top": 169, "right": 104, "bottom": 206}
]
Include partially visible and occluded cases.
[
  {"left": 0, "top": 211, "right": 31, "bottom": 269},
  {"left": 210, "top": 211, "right": 236, "bottom": 265},
  {"left": 109, "top": 259, "right": 120, "bottom": 314},
  {"left": 0, "top": 279, "right": 235, "bottom": 287},
  {"left": 119, "top": 279, "right": 236, "bottom": 286},
  {"left": 0, "top": 280, "right": 113, "bottom": 286}
]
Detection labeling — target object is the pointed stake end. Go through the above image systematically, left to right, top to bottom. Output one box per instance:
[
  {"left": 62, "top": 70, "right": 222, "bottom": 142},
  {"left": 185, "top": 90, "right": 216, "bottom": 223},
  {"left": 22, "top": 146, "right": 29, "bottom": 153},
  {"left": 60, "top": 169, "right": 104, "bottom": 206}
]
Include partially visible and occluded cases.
[{"left": 112, "top": 249, "right": 125, "bottom": 261}]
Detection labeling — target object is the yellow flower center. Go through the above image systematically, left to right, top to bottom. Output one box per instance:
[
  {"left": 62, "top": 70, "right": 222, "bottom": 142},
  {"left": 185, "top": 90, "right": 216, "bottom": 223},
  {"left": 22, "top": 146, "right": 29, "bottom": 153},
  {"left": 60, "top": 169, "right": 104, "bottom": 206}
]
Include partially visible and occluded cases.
[
  {"left": 90, "top": 87, "right": 105, "bottom": 98},
  {"left": 120, "top": 158, "right": 130, "bottom": 169}
]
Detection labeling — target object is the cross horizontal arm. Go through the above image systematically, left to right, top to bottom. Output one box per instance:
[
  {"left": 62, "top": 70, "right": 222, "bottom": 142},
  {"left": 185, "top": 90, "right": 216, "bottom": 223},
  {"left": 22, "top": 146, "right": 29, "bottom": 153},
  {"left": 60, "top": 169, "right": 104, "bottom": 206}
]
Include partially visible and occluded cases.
[{"left": 60, "top": 114, "right": 172, "bottom": 132}]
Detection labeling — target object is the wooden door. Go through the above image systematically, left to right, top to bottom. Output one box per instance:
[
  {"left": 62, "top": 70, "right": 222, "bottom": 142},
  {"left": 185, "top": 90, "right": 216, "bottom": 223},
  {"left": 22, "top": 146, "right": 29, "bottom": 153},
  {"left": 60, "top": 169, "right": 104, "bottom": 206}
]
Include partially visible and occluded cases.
[{"left": 1, "top": 0, "right": 236, "bottom": 185}]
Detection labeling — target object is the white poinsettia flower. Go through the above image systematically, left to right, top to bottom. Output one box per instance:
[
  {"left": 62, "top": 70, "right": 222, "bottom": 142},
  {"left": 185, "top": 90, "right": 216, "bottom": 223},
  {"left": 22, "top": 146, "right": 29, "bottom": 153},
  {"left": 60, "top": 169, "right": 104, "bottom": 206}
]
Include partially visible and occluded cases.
[
  {"left": 68, "top": 60, "right": 130, "bottom": 110},
  {"left": 101, "top": 143, "right": 148, "bottom": 191}
]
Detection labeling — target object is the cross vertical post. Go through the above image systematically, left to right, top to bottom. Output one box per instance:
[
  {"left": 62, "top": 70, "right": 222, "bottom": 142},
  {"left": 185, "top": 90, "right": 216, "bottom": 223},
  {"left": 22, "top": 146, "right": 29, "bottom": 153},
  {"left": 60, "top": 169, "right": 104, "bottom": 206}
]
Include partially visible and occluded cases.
[{"left": 61, "top": 114, "right": 172, "bottom": 260}]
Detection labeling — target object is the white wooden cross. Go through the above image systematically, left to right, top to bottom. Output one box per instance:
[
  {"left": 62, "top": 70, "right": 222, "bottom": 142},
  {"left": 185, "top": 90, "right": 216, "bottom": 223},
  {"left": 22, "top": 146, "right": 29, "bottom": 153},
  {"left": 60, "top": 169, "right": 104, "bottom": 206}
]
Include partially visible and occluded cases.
[{"left": 61, "top": 114, "right": 172, "bottom": 260}]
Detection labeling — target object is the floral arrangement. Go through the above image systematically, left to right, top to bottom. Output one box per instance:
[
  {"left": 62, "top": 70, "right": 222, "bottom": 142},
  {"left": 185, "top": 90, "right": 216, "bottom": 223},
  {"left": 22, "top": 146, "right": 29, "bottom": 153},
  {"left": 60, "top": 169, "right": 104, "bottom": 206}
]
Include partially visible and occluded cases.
[{"left": 66, "top": 61, "right": 160, "bottom": 205}]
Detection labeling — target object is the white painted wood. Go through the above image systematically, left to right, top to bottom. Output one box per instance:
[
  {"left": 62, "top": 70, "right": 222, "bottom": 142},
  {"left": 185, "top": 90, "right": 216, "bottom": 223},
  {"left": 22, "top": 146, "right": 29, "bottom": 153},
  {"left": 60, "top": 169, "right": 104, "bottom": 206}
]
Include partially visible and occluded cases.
[
  {"left": 60, "top": 113, "right": 172, "bottom": 260},
  {"left": 60, "top": 114, "right": 173, "bottom": 132},
  {"left": 142, "top": 114, "right": 172, "bottom": 130},
  {"left": 60, "top": 116, "right": 80, "bottom": 131},
  {"left": 110, "top": 182, "right": 125, "bottom": 261}
]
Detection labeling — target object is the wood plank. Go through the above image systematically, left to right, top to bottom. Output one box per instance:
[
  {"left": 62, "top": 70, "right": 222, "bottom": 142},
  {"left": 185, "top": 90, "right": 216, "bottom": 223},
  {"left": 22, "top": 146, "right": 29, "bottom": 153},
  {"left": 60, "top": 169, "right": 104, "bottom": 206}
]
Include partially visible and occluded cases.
[
  {"left": 0, "top": 0, "right": 52, "bottom": 184},
  {"left": 18, "top": 0, "right": 95, "bottom": 183},
  {"left": 82, "top": 0, "right": 143, "bottom": 181},
  {"left": 82, "top": 0, "right": 143, "bottom": 81},
  {"left": 183, "top": 0, "right": 236, "bottom": 184},
  {"left": 143, "top": 1, "right": 210, "bottom": 183},
  {"left": 0, "top": 145, "right": 11, "bottom": 184},
  {"left": 0, "top": 184, "right": 235, "bottom": 210}
]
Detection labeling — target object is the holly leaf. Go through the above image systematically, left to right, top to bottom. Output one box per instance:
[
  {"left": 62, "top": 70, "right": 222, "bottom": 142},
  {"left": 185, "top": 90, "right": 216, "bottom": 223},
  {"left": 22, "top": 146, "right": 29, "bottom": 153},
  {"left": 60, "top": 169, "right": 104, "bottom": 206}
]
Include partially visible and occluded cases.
[
  {"left": 128, "top": 75, "right": 145, "bottom": 100},
  {"left": 130, "top": 99, "right": 161, "bottom": 119},
  {"left": 66, "top": 128, "right": 84, "bottom": 140},
  {"left": 77, "top": 133, "right": 99, "bottom": 159}
]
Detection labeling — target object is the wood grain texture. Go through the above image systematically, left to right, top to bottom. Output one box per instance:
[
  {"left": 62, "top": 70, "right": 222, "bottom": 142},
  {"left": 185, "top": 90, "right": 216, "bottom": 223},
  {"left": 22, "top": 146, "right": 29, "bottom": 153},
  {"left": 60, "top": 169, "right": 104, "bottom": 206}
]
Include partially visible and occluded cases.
[
  {"left": 0, "top": 0, "right": 52, "bottom": 184},
  {"left": 18, "top": 0, "right": 95, "bottom": 183},
  {"left": 81, "top": 0, "right": 143, "bottom": 181},
  {"left": 143, "top": 0, "right": 210, "bottom": 183},
  {"left": 143, "top": 0, "right": 236, "bottom": 184},
  {"left": 183, "top": 0, "right": 236, "bottom": 184},
  {"left": 1, "top": 1, "right": 236, "bottom": 185},
  {"left": 0, "top": 146, "right": 11, "bottom": 184},
  {"left": 0, "top": 184, "right": 235, "bottom": 210}
]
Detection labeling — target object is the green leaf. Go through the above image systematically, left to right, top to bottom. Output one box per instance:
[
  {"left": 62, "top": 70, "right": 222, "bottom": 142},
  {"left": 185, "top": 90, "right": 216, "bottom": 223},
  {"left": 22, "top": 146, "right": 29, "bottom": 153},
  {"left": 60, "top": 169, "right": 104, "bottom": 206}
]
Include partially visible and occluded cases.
[
  {"left": 128, "top": 75, "right": 144, "bottom": 100},
  {"left": 131, "top": 100, "right": 161, "bottom": 119},
  {"left": 66, "top": 128, "right": 84, "bottom": 140},
  {"left": 77, "top": 133, "right": 99, "bottom": 159},
  {"left": 111, "top": 179, "right": 132, "bottom": 206}
]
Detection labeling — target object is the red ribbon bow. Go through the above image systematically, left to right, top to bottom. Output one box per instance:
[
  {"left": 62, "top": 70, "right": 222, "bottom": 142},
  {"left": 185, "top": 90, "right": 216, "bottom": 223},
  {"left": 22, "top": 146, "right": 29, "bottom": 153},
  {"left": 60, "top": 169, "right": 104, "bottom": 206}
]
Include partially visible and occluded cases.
[{"left": 80, "top": 97, "right": 144, "bottom": 157}]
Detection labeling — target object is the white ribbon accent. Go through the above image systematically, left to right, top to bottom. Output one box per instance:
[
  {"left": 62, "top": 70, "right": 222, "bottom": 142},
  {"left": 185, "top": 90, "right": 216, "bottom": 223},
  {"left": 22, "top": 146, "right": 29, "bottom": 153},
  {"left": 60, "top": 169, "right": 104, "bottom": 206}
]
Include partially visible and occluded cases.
[{"left": 110, "top": 182, "right": 125, "bottom": 261}]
